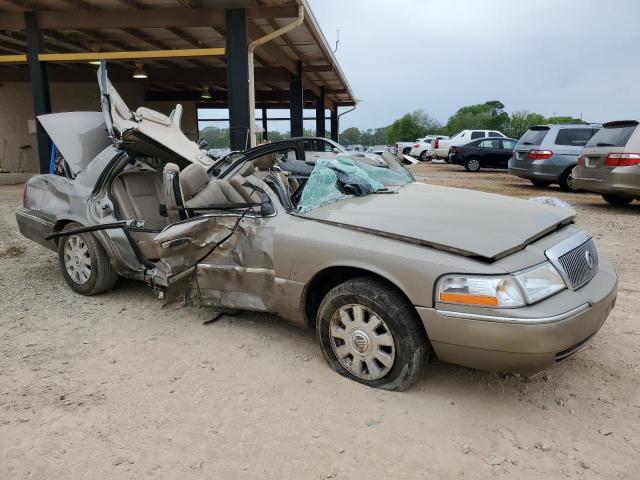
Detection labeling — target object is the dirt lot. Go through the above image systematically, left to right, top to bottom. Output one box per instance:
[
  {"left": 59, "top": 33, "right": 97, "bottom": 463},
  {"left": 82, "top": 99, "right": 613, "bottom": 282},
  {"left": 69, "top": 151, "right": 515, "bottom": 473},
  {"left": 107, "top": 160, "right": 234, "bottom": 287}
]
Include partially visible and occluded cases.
[{"left": 1, "top": 165, "right": 639, "bottom": 479}]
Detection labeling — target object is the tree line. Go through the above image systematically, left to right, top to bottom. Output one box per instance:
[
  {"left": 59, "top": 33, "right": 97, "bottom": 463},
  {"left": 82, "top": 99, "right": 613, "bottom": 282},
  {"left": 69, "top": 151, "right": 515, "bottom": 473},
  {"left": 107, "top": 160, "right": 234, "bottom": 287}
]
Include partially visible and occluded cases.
[
  {"left": 199, "top": 100, "right": 586, "bottom": 148},
  {"left": 340, "top": 101, "right": 585, "bottom": 146}
]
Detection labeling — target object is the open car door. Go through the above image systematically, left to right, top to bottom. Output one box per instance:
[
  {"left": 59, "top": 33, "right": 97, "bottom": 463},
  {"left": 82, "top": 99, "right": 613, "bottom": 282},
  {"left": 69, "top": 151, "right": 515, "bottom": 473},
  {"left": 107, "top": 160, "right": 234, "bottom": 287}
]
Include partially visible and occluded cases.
[
  {"left": 98, "top": 61, "right": 212, "bottom": 169},
  {"left": 148, "top": 181, "right": 277, "bottom": 312}
]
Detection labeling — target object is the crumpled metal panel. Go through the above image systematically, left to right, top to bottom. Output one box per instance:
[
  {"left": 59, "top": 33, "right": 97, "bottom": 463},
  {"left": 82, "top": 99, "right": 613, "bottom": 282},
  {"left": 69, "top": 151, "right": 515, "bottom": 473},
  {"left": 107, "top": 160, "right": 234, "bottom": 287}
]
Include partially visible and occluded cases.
[{"left": 161, "top": 214, "right": 276, "bottom": 312}]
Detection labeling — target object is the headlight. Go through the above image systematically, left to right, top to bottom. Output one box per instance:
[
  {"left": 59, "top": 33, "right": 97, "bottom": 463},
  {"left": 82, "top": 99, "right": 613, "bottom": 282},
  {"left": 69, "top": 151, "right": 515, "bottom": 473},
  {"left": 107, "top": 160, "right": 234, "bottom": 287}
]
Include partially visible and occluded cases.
[
  {"left": 437, "top": 262, "right": 566, "bottom": 308},
  {"left": 513, "top": 262, "right": 566, "bottom": 304}
]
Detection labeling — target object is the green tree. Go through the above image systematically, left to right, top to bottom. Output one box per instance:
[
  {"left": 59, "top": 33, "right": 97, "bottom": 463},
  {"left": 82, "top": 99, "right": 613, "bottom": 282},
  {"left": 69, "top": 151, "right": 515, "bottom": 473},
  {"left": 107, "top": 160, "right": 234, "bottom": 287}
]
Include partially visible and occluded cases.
[
  {"left": 444, "top": 100, "right": 510, "bottom": 136},
  {"left": 385, "top": 109, "right": 442, "bottom": 143},
  {"left": 506, "top": 110, "right": 546, "bottom": 139},
  {"left": 545, "top": 115, "right": 585, "bottom": 124},
  {"left": 340, "top": 127, "right": 362, "bottom": 145}
]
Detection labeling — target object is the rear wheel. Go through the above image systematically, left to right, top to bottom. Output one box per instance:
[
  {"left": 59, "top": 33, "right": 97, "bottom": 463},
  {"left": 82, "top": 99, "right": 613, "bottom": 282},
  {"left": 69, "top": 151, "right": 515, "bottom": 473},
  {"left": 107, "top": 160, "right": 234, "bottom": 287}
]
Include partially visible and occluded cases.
[
  {"left": 465, "top": 157, "right": 481, "bottom": 172},
  {"left": 559, "top": 168, "right": 578, "bottom": 192},
  {"left": 530, "top": 179, "right": 552, "bottom": 187},
  {"left": 602, "top": 193, "right": 634, "bottom": 206},
  {"left": 57, "top": 222, "right": 118, "bottom": 295},
  {"left": 316, "top": 277, "right": 430, "bottom": 391}
]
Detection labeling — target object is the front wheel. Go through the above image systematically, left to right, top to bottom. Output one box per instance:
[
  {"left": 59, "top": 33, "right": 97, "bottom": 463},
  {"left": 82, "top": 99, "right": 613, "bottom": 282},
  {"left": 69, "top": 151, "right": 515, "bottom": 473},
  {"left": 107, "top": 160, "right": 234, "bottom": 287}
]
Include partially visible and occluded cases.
[
  {"left": 419, "top": 151, "right": 429, "bottom": 162},
  {"left": 465, "top": 157, "right": 481, "bottom": 172},
  {"left": 602, "top": 193, "right": 634, "bottom": 206},
  {"left": 57, "top": 222, "right": 118, "bottom": 295},
  {"left": 316, "top": 277, "right": 430, "bottom": 391}
]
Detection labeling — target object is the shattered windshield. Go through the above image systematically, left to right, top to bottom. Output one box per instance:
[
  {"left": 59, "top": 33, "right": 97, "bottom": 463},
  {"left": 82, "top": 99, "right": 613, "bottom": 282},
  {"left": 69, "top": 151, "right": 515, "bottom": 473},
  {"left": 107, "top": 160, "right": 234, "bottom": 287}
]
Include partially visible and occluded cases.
[{"left": 297, "top": 157, "right": 412, "bottom": 213}]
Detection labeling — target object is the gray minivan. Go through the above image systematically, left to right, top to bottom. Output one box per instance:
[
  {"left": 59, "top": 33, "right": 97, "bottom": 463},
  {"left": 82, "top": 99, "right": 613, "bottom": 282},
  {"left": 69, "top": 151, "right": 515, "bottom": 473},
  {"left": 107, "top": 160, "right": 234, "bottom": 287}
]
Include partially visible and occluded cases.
[
  {"left": 573, "top": 120, "right": 640, "bottom": 205},
  {"left": 508, "top": 124, "right": 600, "bottom": 191}
]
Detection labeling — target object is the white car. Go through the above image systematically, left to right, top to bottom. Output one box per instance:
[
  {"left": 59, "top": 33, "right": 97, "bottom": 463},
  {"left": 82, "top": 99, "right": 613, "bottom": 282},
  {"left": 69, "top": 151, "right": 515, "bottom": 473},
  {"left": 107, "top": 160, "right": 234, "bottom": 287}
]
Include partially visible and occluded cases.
[
  {"left": 432, "top": 130, "right": 506, "bottom": 161},
  {"left": 409, "top": 135, "right": 449, "bottom": 161}
]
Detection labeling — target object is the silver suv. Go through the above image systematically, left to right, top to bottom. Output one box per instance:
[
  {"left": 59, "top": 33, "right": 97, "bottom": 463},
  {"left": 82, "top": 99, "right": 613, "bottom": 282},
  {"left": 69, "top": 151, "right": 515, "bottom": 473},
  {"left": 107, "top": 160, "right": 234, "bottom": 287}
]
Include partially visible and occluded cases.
[
  {"left": 573, "top": 120, "right": 640, "bottom": 205},
  {"left": 508, "top": 124, "right": 600, "bottom": 191}
]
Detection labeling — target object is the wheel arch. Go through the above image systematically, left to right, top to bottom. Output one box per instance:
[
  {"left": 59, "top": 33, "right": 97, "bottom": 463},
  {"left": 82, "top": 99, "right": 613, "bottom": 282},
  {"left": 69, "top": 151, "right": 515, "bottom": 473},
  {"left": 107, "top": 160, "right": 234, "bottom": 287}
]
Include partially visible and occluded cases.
[{"left": 302, "top": 265, "right": 423, "bottom": 333}]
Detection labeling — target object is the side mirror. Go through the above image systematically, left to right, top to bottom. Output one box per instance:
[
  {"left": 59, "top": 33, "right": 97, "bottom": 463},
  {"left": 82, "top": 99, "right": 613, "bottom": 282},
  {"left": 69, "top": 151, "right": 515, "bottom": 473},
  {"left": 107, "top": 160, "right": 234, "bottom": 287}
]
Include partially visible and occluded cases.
[{"left": 332, "top": 147, "right": 340, "bottom": 154}]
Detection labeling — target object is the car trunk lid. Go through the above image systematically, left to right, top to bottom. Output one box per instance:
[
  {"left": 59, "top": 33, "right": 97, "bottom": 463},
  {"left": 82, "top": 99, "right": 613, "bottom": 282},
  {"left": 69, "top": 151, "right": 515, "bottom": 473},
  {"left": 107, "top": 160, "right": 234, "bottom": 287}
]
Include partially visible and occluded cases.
[
  {"left": 37, "top": 112, "right": 112, "bottom": 177},
  {"left": 300, "top": 183, "right": 574, "bottom": 261}
]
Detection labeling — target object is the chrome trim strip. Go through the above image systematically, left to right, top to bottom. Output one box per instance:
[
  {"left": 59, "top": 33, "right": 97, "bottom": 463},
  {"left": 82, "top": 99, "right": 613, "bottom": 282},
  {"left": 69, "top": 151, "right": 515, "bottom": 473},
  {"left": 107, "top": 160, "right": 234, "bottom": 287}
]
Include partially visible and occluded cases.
[
  {"left": 16, "top": 208, "right": 54, "bottom": 227},
  {"left": 197, "top": 264, "right": 274, "bottom": 275},
  {"left": 435, "top": 303, "right": 591, "bottom": 325}
]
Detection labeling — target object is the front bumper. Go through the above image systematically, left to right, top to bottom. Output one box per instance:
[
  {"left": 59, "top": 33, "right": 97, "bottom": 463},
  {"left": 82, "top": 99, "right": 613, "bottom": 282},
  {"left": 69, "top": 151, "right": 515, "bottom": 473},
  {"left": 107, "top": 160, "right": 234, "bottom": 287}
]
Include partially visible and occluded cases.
[
  {"left": 508, "top": 157, "right": 571, "bottom": 182},
  {"left": 416, "top": 257, "right": 618, "bottom": 373}
]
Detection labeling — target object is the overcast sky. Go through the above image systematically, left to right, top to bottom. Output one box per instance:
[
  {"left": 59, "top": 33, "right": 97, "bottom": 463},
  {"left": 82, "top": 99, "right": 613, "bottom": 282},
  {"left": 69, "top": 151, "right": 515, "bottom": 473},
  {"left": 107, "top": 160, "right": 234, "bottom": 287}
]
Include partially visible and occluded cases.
[{"left": 309, "top": 0, "right": 640, "bottom": 130}]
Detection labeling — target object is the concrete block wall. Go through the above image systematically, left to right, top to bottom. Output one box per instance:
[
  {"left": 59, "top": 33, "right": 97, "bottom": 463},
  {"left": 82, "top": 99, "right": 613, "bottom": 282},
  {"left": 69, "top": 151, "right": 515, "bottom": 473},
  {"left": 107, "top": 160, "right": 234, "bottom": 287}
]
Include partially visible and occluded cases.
[{"left": 0, "top": 81, "right": 199, "bottom": 173}]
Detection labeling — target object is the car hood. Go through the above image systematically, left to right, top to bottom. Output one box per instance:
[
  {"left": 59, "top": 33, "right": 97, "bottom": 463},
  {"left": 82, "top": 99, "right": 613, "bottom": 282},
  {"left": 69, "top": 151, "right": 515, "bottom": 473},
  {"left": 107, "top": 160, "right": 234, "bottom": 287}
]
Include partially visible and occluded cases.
[{"left": 300, "top": 182, "right": 574, "bottom": 260}]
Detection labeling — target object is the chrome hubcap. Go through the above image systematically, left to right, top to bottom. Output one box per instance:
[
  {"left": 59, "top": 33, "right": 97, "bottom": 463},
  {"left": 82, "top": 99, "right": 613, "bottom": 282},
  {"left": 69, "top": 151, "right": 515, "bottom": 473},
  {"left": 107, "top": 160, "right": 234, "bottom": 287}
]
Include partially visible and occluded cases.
[
  {"left": 468, "top": 159, "right": 480, "bottom": 170},
  {"left": 63, "top": 235, "right": 91, "bottom": 285},
  {"left": 329, "top": 304, "right": 396, "bottom": 380}
]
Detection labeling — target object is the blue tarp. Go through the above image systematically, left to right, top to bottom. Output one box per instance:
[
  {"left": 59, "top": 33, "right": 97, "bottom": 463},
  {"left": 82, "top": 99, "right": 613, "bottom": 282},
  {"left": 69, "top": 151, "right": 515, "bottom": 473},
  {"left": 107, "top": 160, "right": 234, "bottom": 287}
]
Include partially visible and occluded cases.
[{"left": 298, "top": 157, "right": 412, "bottom": 213}]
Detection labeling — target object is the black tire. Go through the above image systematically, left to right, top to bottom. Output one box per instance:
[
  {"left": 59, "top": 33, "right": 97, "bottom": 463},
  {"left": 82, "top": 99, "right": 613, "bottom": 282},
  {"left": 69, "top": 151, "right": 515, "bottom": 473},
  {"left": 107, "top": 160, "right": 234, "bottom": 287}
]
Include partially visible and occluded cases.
[
  {"left": 402, "top": 147, "right": 411, "bottom": 155},
  {"left": 419, "top": 151, "right": 429, "bottom": 162},
  {"left": 464, "top": 157, "right": 481, "bottom": 172},
  {"left": 559, "top": 168, "right": 578, "bottom": 192},
  {"left": 530, "top": 179, "right": 552, "bottom": 187},
  {"left": 602, "top": 193, "right": 634, "bottom": 206},
  {"left": 57, "top": 222, "right": 118, "bottom": 295},
  {"left": 316, "top": 277, "right": 431, "bottom": 391}
]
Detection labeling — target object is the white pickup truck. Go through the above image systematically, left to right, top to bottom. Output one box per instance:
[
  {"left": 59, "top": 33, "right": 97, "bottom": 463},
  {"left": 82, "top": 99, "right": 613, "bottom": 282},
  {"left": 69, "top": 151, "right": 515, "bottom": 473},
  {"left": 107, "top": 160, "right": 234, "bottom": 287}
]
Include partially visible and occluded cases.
[{"left": 432, "top": 129, "right": 506, "bottom": 161}]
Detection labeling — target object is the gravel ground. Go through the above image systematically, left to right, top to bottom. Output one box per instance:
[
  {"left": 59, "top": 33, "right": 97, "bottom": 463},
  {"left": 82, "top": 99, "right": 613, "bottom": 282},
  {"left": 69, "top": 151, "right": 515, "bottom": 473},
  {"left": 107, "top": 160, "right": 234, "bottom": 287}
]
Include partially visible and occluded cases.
[{"left": 1, "top": 165, "right": 639, "bottom": 479}]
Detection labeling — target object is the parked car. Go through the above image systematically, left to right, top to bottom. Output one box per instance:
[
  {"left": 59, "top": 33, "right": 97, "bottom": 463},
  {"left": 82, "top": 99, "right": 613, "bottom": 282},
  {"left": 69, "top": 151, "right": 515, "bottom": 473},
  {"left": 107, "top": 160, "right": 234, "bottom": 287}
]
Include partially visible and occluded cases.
[
  {"left": 16, "top": 63, "right": 618, "bottom": 391},
  {"left": 573, "top": 120, "right": 640, "bottom": 205},
  {"left": 508, "top": 124, "right": 601, "bottom": 191},
  {"left": 432, "top": 130, "right": 506, "bottom": 160},
  {"left": 409, "top": 135, "right": 449, "bottom": 161},
  {"left": 297, "top": 137, "right": 388, "bottom": 167},
  {"left": 448, "top": 137, "right": 517, "bottom": 171},
  {"left": 394, "top": 140, "right": 418, "bottom": 157}
]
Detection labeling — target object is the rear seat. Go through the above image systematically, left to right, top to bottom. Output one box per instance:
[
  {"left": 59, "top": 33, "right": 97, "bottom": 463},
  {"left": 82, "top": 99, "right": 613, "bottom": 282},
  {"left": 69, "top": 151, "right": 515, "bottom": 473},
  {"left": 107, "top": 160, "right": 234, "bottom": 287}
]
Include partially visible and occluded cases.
[{"left": 111, "top": 167, "right": 167, "bottom": 260}]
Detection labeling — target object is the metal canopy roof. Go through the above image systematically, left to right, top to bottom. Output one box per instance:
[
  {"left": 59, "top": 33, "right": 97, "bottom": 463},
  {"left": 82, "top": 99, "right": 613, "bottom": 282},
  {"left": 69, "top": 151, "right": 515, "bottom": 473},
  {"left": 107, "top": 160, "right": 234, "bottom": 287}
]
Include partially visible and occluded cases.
[{"left": 0, "top": 0, "right": 356, "bottom": 108}]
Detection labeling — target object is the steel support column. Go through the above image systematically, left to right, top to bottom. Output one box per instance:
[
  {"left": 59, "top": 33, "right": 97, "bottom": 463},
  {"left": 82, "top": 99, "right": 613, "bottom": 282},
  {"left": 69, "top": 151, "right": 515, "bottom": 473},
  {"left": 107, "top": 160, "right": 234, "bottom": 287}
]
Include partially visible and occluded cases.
[
  {"left": 225, "top": 8, "right": 250, "bottom": 151},
  {"left": 24, "top": 12, "right": 51, "bottom": 174},
  {"left": 289, "top": 61, "right": 303, "bottom": 137},
  {"left": 315, "top": 86, "right": 325, "bottom": 138},
  {"left": 330, "top": 104, "right": 339, "bottom": 141},
  {"left": 261, "top": 107, "right": 268, "bottom": 141}
]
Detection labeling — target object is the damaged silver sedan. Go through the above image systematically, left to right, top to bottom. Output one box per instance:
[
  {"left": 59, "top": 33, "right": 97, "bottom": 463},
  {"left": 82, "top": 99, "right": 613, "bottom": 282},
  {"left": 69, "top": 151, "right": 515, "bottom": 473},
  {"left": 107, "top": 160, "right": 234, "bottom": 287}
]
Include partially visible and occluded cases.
[{"left": 16, "top": 65, "right": 618, "bottom": 390}]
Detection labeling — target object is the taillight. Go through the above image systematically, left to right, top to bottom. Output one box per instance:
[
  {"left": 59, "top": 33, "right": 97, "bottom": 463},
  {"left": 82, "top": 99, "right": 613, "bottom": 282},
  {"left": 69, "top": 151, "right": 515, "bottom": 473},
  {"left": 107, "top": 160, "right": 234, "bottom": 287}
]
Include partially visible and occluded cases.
[
  {"left": 434, "top": 139, "right": 439, "bottom": 148},
  {"left": 394, "top": 143, "right": 398, "bottom": 149},
  {"left": 414, "top": 143, "right": 420, "bottom": 148},
  {"left": 527, "top": 150, "right": 553, "bottom": 160},
  {"left": 605, "top": 153, "right": 640, "bottom": 167},
  {"left": 577, "top": 155, "right": 585, "bottom": 166},
  {"left": 22, "top": 183, "right": 28, "bottom": 207}
]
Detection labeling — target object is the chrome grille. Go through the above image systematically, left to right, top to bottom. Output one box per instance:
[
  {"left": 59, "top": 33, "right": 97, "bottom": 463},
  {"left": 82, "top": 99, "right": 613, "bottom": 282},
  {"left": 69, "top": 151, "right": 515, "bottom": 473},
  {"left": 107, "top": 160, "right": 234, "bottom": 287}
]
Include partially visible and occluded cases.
[{"left": 557, "top": 239, "right": 598, "bottom": 289}]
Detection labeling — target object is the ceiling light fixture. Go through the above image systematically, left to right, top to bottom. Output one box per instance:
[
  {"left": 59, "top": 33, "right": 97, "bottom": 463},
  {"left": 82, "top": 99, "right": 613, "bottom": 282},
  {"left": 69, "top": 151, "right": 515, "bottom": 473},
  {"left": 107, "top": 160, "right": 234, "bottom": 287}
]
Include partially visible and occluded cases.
[{"left": 133, "top": 62, "right": 148, "bottom": 79}]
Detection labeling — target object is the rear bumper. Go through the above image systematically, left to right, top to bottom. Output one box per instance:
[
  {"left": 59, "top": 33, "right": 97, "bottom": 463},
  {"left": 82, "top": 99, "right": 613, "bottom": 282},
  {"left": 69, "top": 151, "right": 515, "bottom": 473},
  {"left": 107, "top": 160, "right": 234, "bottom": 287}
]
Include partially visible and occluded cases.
[
  {"left": 508, "top": 157, "right": 571, "bottom": 182},
  {"left": 573, "top": 170, "right": 640, "bottom": 197},
  {"left": 15, "top": 207, "right": 57, "bottom": 251},
  {"left": 416, "top": 258, "right": 618, "bottom": 373}
]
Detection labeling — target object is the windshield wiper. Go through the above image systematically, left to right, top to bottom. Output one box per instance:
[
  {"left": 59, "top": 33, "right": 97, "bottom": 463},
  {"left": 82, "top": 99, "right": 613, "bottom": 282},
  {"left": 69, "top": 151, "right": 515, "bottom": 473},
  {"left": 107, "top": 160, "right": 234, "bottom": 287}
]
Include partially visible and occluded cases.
[{"left": 596, "top": 142, "right": 615, "bottom": 147}]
